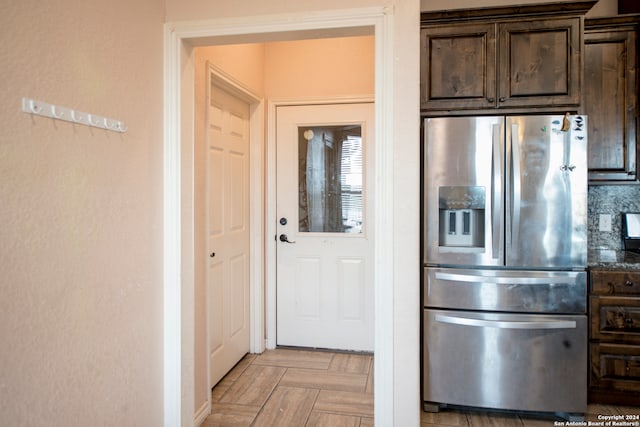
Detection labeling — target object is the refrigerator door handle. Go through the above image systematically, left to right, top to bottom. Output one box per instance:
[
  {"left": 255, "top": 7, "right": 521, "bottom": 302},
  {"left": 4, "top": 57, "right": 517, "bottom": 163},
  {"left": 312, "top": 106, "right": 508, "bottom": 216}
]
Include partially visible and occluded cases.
[
  {"left": 563, "top": 116, "right": 572, "bottom": 168},
  {"left": 491, "top": 123, "right": 503, "bottom": 260},
  {"left": 510, "top": 123, "right": 521, "bottom": 252},
  {"left": 434, "top": 271, "right": 579, "bottom": 285},
  {"left": 434, "top": 314, "right": 577, "bottom": 330}
]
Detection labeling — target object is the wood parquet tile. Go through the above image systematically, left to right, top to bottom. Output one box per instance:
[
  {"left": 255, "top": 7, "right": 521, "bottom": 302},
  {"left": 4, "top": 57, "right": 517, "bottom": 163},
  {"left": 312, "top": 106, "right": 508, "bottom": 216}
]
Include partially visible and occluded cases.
[
  {"left": 204, "top": 348, "right": 638, "bottom": 426},
  {"left": 206, "top": 348, "right": 373, "bottom": 426},
  {"left": 251, "top": 348, "right": 334, "bottom": 369},
  {"left": 328, "top": 353, "right": 372, "bottom": 374},
  {"left": 218, "top": 365, "right": 287, "bottom": 407},
  {"left": 279, "top": 368, "right": 368, "bottom": 392},
  {"left": 252, "top": 386, "right": 318, "bottom": 426},
  {"left": 313, "top": 389, "right": 374, "bottom": 417},
  {"left": 305, "top": 412, "right": 361, "bottom": 427}
]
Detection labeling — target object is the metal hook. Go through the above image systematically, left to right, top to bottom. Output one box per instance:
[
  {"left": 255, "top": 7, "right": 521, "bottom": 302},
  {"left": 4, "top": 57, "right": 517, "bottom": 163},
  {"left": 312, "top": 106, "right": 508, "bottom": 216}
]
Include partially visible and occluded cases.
[
  {"left": 29, "top": 100, "right": 41, "bottom": 114},
  {"left": 51, "top": 105, "right": 64, "bottom": 119},
  {"left": 71, "top": 110, "right": 84, "bottom": 123},
  {"left": 88, "top": 114, "right": 101, "bottom": 127},
  {"left": 108, "top": 120, "right": 120, "bottom": 131}
]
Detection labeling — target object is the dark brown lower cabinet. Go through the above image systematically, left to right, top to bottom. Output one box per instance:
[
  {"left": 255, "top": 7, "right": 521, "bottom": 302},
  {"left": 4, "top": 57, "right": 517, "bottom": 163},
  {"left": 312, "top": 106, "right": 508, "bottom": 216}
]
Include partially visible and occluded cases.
[
  {"left": 589, "top": 269, "right": 640, "bottom": 406},
  {"left": 590, "top": 343, "right": 640, "bottom": 405}
]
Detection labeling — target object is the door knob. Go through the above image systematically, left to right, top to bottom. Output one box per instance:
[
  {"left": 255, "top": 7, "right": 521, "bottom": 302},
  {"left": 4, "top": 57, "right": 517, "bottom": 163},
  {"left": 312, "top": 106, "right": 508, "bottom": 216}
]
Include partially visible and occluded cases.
[{"left": 279, "top": 234, "right": 296, "bottom": 244}]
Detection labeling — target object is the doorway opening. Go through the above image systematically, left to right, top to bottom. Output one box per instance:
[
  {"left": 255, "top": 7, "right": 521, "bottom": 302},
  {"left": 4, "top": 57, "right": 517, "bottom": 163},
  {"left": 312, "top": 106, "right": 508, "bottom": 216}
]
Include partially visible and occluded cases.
[{"left": 163, "top": 8, "right": 396, "bottom": 426}]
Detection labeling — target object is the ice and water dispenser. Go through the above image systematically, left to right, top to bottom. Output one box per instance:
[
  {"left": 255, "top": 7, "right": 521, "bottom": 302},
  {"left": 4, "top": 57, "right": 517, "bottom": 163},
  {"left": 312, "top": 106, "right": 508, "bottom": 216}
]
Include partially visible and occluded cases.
[{"left": 439, "top": 186, "right": 485, "bottom": 250}]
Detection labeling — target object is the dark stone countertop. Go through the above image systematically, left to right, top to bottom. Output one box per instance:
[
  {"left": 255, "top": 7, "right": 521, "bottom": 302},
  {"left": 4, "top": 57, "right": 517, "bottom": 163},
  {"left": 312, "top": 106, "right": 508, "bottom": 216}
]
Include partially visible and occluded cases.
[{"left": 588, "top": 249, "right": 640, "bottom": 270}]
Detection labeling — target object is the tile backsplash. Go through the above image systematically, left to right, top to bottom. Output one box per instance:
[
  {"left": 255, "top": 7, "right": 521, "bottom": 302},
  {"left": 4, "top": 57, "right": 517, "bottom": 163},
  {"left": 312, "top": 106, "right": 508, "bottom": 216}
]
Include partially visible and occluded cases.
[{"left": 588, "top": 185, "right": 640, "bottom": 250}]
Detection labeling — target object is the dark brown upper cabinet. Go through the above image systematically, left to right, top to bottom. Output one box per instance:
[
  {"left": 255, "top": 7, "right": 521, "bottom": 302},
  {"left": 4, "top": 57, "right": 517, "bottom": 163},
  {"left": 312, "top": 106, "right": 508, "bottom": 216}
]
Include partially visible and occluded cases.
[
  {"left": 420, "top": 2, "right": 596, "bottom": 115},
  {"left": 584, "top": 16, "right": 639, "bottom": 183},
  {"left": 498, "top": 19, "right": 581, "bottom": 109},
  {"left": 421, "top": 23, "right": 496, "bottom": 111}
]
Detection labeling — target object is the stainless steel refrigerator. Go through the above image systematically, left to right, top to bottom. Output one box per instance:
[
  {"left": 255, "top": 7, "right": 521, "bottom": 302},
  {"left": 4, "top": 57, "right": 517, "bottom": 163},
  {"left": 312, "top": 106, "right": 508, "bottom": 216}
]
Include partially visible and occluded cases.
[{"left": 422, "top": 115, "right": 588, "bottom": 418}]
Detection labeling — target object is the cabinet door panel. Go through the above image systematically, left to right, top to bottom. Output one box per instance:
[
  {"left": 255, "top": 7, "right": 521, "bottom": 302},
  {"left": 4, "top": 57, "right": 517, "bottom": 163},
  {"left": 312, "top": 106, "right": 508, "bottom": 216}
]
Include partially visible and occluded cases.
[
  {"left": 498, "top": 18, "right": 580, "bottom": 108},
  {"left": 421, "top": 24, "right": 496, "bottom": 110},
  {"left": 584, "top": 29, "right": 637, "bottom": 182},
  {"left": 591, "top": 270, "right": 640, "bottom": 296},
  {"left": 590, "top": 296, "right": 640, "bottom": 344},
  {"left": 590, "top": 343, "right": 640, "bottom": 393}
]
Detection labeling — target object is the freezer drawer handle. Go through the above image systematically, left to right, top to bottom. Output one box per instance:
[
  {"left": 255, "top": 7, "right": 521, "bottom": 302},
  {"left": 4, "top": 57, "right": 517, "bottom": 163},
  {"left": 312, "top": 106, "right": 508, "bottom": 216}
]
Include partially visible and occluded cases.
[
  {"left": 434, "top": 271, "right": 576, "bottom": 285},
  {"left": 434, "top": 314, "right": 576, "bottom": 330}
]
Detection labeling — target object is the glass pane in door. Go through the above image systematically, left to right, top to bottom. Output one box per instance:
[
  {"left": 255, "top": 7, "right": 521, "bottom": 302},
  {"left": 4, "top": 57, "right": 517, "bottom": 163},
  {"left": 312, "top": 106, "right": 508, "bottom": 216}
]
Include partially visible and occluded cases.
[{"left": 298, "top": 125, "right": 363, "bottom": 233}]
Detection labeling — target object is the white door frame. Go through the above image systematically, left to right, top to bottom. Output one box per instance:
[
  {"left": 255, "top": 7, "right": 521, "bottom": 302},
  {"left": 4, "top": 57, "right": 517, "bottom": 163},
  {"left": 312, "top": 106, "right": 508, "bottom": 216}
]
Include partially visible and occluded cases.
[
  {"left": 163, "top": 7, "right": 396, "bottom": 427},
  {"left": 266, "top": 96, "right": 374, "bottom": 351}
]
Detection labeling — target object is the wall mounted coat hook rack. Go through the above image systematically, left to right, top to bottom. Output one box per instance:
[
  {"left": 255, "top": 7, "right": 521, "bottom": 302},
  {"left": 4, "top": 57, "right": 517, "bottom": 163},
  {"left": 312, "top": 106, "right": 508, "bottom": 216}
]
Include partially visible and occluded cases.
[{"left": 21, "top": 97, "right": 127, "bottom": 133}]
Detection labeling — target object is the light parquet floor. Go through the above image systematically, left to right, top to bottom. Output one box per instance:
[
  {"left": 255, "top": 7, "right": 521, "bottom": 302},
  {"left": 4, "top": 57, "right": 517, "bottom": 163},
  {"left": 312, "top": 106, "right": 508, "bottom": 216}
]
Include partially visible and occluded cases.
[{"left": 203, "top": 348, "right": 639, "bottom": 426}]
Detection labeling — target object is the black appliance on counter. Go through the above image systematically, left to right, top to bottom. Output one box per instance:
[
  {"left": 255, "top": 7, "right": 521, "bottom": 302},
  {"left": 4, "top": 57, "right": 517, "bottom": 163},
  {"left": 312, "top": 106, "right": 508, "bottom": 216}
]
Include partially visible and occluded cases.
[{"left": 623, "top": 213, "right": 640, "bottom": 253}]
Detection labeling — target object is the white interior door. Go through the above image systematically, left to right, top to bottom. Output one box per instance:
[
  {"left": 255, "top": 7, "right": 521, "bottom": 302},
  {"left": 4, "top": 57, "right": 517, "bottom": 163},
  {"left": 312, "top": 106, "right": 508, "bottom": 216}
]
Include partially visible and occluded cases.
[
  {"left": 207, "top": 82, "right": 251, "bottom": 387},
  {"left": 276, "top": 102, "right": 374, "bottom": 351}
]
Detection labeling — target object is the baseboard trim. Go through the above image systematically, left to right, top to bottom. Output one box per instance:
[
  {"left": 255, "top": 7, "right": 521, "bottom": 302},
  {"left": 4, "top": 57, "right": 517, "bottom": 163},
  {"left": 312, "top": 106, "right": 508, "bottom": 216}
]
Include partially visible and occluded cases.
[{"left": 194, "top": 400, "right": 211, "bottom": 427}]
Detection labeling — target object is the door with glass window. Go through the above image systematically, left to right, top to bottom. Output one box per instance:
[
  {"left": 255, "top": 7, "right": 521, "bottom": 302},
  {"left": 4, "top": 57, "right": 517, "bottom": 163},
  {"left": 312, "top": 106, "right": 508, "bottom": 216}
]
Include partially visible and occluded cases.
[{"left": 276, "top": 103, "right": 374, "bottom": 351}]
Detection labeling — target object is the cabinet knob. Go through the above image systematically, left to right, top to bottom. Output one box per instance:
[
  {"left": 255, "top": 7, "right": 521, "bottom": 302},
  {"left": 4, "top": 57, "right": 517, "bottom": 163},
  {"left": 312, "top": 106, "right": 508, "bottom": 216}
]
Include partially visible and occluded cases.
[
  {"left": 487, "top": 97, "right": 495, "bottom": 103},
  {"left": 499, "top": 97, "right": 506, "bottom": 102}
]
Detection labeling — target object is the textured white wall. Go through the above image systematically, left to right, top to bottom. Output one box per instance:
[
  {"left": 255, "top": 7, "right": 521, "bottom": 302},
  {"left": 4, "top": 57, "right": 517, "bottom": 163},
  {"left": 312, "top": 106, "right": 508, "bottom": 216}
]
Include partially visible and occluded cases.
[
  {"left": 167, "top": 0, "right": 378, "bottom": 22},
  {"left": 587, "top": 0, "right": 618, "bottom": 17},
  {"left": 0, "top": 1, "right": 165, "bottom": 426},
  {"left": 264, "top": 36, "right": 375, "bottom": 98}
]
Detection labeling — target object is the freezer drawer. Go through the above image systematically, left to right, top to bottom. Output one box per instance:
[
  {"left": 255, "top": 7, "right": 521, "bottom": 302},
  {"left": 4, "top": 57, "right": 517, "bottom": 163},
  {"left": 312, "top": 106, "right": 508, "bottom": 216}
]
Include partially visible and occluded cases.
[
  {"left": 424, "top": 267, "right": 587, "bottom": 313},
  {"left": 423, "top": 308, "right": 587, "bottom": 414}
]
